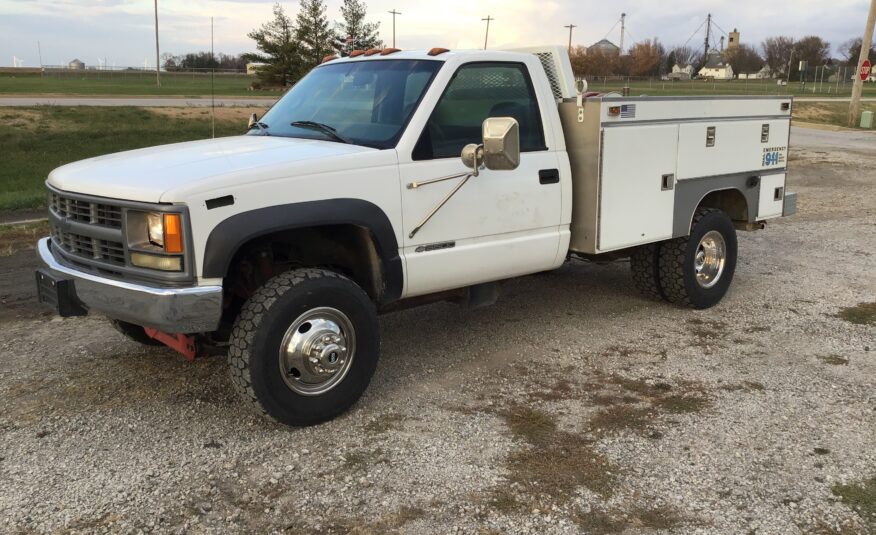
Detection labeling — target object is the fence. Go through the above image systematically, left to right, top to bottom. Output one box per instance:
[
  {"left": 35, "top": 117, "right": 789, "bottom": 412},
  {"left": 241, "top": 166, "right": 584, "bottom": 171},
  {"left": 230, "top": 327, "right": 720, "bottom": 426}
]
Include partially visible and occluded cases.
[
  {"left": 34, "top": 66, "right": 247, "bottom": 79},
  {"left": 581, "top": 72, "right": 872, "bottom": 98}
]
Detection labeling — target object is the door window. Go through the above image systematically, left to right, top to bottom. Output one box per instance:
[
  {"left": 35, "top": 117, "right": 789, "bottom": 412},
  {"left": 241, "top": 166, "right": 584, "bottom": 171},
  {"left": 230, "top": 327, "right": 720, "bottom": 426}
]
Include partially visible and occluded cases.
[{"left": 413, "top": 62, "right": 546, "bottom": 160}]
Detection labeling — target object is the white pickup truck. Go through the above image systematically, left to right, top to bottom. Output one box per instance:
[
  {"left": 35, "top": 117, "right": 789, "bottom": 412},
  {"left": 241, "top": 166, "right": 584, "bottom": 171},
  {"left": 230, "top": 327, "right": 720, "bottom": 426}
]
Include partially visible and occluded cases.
[{"left": 35, "top": 46, "right": 796, "bottom": 425}]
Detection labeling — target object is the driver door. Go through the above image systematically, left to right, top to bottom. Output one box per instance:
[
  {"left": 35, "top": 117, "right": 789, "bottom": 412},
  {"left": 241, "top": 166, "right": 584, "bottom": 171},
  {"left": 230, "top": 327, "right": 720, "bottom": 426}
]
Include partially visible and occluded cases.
[{"left": 398, "top": 61, "right": 563, "bottom": 297}]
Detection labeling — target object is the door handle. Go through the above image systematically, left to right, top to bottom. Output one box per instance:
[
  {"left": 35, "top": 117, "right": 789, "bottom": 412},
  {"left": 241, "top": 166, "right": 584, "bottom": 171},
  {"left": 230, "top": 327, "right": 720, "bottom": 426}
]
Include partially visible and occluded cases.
[{"left": 539, "top": 169, "right": 560, "bottom": 185}]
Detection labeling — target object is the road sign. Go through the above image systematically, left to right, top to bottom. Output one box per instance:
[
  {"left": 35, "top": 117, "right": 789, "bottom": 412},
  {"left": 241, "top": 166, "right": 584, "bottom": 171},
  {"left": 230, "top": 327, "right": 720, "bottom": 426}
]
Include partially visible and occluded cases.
[{"left": 861, "top": 59, "right": 872, "bottom": 81}]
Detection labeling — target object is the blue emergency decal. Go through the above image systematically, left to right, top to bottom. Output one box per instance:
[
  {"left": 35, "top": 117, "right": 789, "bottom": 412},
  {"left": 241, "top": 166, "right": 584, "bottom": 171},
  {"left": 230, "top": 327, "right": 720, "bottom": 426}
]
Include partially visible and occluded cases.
[{"left": 762, "top": 146, "right": 787, "bottom": 167}]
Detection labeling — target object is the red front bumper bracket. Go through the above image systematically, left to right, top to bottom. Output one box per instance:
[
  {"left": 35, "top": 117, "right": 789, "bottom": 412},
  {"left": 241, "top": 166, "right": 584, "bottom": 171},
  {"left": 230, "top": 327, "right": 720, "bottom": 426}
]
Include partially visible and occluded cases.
[{"left": 144, "top": 327, "right": 199, "bottom": 361}]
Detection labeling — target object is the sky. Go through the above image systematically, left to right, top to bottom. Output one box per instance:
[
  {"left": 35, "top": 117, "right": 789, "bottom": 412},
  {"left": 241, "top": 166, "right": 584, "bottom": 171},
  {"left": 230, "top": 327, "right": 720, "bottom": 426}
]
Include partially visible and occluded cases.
[{"left": 0, "top": 0, "right": 870, "bottom": 68}]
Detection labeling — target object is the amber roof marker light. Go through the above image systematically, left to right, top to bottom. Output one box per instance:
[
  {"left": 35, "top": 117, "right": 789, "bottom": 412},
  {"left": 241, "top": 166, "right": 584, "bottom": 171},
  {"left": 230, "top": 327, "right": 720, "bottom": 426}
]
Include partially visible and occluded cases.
[
  {"left": 380, "top": 48, "right": 401, "bottom": 56},
  {"left": 428, "top": 48, "right": 450, "bottom": 56}
]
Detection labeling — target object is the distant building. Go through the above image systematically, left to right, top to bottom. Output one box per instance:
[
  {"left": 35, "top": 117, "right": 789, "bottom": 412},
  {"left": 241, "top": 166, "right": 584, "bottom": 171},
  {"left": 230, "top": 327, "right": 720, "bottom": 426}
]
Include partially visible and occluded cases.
[
  {"left": 728, "top": 29, "right": 740, "bottom": 50},
  {"left": 588, "top": 39, "right": 620, "bottom": 55},
  {"left": 698, "top": 50, "right": 733, "bottom": 80},
  {"left": 68, "top": 59, "right": 85, "bottom": 70},
  {"left": 246, "top": 62, "right": 267, "bottom": 75},
  {"left": 669, "top": 63, "right": 694, "bottom": 80},
  {"left": 738, "top": 66, "right": 772, "bottom": 80}
]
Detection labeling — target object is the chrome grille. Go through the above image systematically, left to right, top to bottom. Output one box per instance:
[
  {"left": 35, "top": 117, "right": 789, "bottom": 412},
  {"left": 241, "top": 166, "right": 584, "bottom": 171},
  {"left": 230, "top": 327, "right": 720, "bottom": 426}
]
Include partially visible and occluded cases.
[
  {"left": 49, "top": 190, "right": 127, "bottom": 268},
  {"left": 50, "top": 192, "right": 122, "bottom": 228},
  {"left": 51, "top": 226, "right": 126, "bottom": 266}
]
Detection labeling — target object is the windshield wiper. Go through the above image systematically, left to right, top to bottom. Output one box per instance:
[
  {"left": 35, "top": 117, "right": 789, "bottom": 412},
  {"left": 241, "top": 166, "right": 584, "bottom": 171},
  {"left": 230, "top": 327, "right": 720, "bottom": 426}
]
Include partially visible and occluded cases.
[
  {"left": 247, "top": 121, "right": 271, "bottom": 135},
  {"left": 290, "top": 121, "right": 352, "bottom": 144}
]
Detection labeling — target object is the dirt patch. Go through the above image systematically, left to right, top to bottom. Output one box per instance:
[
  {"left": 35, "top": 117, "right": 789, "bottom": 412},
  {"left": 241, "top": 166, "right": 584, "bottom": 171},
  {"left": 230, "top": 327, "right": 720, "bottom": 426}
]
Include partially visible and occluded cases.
[
  {"left": 148, "top": 106, "right": 271, "bottom": 123},
  {"left": 0, "top": 221, "right": 49, "bottom": 257},
  {"left": 0, "top": 246, "right": 45, "bottom": 322},
  {"left": 818, "top": 355, "right": 850, "bottom": 366}
]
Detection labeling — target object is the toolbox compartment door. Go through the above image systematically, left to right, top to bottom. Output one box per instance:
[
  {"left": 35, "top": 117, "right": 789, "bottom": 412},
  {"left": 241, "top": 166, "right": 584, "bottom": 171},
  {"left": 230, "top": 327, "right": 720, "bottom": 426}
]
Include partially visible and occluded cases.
[
  {"left": 676, "top": 119, "right": 790, "bottom": 180},
  {"left": 598, "top": 124, "right": 678, "bottom": 251}
]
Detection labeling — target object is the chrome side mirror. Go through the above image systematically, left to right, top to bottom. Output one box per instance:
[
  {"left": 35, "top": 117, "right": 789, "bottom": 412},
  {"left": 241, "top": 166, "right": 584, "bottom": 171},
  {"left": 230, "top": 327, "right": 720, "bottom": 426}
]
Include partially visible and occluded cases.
[
  {"left": 248, "top": 113, "right": 258, "bottom": 128},
  {"left": 460, "top": 117, "right": 520, "bottom": 175},
  {"left": 482, "top": 117, "right": 520, "bottom": 171}
]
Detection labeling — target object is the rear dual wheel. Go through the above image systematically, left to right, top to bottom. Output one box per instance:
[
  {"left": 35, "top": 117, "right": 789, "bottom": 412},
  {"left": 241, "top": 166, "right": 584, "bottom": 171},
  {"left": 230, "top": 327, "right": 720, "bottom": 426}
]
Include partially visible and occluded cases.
[{"left": 630, "top": 208, "right": 737, "bottom": 309}]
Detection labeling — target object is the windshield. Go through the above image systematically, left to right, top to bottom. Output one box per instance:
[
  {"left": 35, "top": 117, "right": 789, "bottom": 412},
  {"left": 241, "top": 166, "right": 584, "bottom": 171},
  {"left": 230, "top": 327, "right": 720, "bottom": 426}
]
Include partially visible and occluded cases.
[{"left": 253, "top": 59, "right": 442, "bottom": 149}]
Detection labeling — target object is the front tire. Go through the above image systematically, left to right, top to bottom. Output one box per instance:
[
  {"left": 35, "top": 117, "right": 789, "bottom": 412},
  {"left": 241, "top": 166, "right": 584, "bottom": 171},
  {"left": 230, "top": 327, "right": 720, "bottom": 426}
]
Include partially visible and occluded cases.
[
  {"left": 658, "top": 208, "right": 737, "bottom": 309},
  {"left": 228, "top": 268, "right": 379, "bottom": 426}
]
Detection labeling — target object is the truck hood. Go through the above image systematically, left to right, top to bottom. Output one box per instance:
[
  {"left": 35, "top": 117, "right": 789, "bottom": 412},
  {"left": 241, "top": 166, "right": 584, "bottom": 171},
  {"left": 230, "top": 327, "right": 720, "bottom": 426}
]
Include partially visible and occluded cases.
[{"left": 47, "top": 135, "right": 377, "bottom": 203}]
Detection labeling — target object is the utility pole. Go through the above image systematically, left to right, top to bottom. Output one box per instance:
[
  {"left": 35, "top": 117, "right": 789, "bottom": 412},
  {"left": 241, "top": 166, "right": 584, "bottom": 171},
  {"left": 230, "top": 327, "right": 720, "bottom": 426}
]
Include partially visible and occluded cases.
[
  {"left": 153, "top": 0, "right": 160, "bottom": 87},
  {"left": 849, "top": 0, "right": 876, "bottom": 127},
  {"left": 388, "top": 9, "right": 401, "bottom": 48},
  {"left": 619, "top": 13, "right": 626, "bottom": 52},
  {"left": 703, "top": 13, "right": 712, "bottom": 65},
  {"left": 482, "top": 15, "right": 494, "bottom": 50},
  {"left": 564, "top": 24, "right": 577, "bottom": 53},
  {"left": 37, "top": 41, "right": 43, "bottom": 67}
]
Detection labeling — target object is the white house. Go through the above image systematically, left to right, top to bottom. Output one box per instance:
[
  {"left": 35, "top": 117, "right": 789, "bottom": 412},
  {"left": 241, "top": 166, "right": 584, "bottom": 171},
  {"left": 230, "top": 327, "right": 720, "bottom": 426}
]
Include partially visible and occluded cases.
[
  {"left": 698, "top": 50, "right": 733, "bottom": 80},
  {"left": 668, "top": 63, "right": 694, "bottom": 80},
  {"left": 738, "top": 66, "right": 772, "bottom": 80}
]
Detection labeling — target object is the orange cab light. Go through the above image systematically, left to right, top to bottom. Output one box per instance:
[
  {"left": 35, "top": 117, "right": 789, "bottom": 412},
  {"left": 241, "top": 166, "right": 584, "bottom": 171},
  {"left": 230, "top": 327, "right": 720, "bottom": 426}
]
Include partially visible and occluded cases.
[
  {"left": 380, "top": 47, "right": 401, "bottom": 56},
  {"left": 427, "top": 47, "right": 450, "bottom": 56},
  {"left": 364, "top": 48, "right": 381, "bottom": 56},
  {"left": 349, "top": 49, "right": 366, "bottom": 57},
  {"left": 321, "top": 55, "right": 338, "bottom": 63},
  {"left": 608, "top": 106, "right": 621, "bottom": 116},
  {"left": 163, "top": 214, "right": 184, "bottom": 254}
]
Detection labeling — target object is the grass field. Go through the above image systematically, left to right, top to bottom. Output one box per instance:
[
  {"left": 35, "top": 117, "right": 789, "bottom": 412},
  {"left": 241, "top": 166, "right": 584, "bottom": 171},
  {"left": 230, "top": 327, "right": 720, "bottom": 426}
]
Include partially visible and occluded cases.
[
  {"left": 0, "top": 71, "right": 271, "bottom": 97},
  {"left": 585, "top": 78, "right": 876, "bottom": 98},
  {"left": 0, "top": 101, "right": 872, "bottom": 215},
  {"left": 793, "top": 101, "right": 876, "bottom": 128},
  {"left": 0, "top": 106, "right": 266, "bottom": 211}
]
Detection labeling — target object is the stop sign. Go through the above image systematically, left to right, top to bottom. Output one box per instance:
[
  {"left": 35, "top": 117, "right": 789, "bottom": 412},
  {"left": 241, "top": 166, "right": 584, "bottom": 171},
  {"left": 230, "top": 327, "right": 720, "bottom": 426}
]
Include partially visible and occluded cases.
[{"left": 862, "top": 59, "right": 872, "bottom": 81}]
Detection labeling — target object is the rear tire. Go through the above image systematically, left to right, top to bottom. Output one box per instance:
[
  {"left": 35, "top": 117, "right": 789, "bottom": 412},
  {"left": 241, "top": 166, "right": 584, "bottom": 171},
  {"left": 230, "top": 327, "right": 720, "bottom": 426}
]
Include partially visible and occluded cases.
[
  {"left": 658, "top": 208, "right": 737, "bottom": 309},
  {"left": 630, "top": 242, "right": 665, "bottom": 301},
  {"left": 228, "top": 268, "right": 379, "bottom": 426},
  {"left": 111, "top": 320, "right": 163, "bottom": 346}
]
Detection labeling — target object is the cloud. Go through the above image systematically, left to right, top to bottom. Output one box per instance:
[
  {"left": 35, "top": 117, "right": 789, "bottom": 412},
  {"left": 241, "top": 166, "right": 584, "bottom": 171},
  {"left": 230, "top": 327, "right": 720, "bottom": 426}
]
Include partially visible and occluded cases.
[{"left": 0, "top": 0, "right": 869, "bottom": 67}]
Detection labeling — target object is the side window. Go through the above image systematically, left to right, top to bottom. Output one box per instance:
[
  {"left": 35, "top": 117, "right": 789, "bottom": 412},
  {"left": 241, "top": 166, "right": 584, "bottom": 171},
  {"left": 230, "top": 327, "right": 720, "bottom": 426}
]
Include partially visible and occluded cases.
[{"left": 413, "top": 62, "right": 546, "bottom": 161}]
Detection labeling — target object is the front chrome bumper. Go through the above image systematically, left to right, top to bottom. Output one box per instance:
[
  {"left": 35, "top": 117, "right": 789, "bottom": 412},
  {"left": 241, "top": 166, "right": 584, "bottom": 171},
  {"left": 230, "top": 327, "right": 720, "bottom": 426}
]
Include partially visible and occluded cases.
[{"left": 36, "top": 238, "right": 223, "bottom": 333}]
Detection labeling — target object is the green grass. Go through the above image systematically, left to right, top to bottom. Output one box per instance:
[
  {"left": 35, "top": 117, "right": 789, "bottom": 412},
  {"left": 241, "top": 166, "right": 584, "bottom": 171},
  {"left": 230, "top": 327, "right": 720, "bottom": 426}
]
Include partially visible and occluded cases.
[
  {"left": 0, "top": 71, "right": 272, "bottom": 97},
  {"left": 585, "top": 78, "right": 876, "bottom": 98},
  {"left": 794, "top": 102, "right": 876, "bottom": 128},
  {"left": 0, "top": 107, "right": 250, "bottom": 211},
  {"left": 832, "top": 477, "right": 876, "bottom": 527}
]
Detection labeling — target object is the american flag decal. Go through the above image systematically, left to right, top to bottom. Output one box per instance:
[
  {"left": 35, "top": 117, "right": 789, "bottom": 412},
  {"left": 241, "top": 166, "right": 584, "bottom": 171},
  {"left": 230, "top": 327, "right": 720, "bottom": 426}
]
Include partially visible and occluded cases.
[{"left": 620, "top": 104, "right": 636, "bottom": 118}]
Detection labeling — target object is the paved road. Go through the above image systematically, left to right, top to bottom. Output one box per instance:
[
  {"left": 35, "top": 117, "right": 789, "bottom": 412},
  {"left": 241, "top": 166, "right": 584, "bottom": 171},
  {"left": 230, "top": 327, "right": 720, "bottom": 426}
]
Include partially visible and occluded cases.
[{"left": 0, "top": 96, "right": 277, "bottom": 107}]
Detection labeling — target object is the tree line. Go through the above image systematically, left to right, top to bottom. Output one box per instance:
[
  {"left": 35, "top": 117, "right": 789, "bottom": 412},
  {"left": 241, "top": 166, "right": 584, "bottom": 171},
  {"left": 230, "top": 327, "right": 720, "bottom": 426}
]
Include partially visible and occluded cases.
[
  {"left": 245, "top": 0, "right": 381, "bottom": 86},
  {"left": 570, "top": 35, "right": 873, "bottom": 80},
  {"left": 161, "top": 52, "right": 248, "bottom": 71}
]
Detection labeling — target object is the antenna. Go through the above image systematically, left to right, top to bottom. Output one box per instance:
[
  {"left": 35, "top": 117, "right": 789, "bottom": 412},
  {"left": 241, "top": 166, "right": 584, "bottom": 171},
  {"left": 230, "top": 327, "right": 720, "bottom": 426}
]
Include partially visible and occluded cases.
[
  {"left": 154, "top": 0, "right": 161, "bottom": 87},
  {"left": 211, "top": 16, "right": 215, "bottom": 139}
]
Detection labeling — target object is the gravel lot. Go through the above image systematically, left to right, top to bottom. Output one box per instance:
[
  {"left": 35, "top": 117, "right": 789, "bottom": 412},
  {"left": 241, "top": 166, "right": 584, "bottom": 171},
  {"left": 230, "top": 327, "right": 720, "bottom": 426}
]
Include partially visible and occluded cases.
[{"left": 1, "top": 127, "right": 874, "bottom": 534}]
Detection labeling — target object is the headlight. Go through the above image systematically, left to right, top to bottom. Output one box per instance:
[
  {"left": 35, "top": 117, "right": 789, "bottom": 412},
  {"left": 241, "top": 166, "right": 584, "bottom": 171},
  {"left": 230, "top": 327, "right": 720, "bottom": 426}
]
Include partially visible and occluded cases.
[{"left": 126, "top": 210, "right": 185, "bottom": 271}]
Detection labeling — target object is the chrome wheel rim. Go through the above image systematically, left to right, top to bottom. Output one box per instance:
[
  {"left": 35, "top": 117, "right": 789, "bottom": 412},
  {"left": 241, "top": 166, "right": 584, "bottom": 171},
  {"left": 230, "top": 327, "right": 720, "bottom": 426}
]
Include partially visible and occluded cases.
[
  {"left": 694, "top": 230, "right": 727, "bottom": 289},
  {"left": 278, "top": 307, "right": 355, "bottom": 396}
]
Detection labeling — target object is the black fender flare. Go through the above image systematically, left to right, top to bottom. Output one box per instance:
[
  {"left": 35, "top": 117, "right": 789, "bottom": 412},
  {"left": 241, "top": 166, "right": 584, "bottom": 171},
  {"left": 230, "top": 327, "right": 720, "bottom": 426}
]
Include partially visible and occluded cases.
[{"left": 202, "top": 199, "right": 403, "bottom": 303}]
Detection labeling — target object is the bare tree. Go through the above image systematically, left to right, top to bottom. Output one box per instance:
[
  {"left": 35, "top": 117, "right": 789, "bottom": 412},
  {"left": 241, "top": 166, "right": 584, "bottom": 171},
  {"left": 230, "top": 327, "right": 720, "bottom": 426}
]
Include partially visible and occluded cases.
[
  {"left": 761, "top": 36, "right": 795, "bottom": 78},
  {"left": 838, "top": 37, "right": 874, "bottom": 66},
  {"left": 629, "top": 39, "right": 664, "bottom": 77},
  {"left": 725, "top": 44, "right": 764, "bottom": 75},
  {"left": 670, "top": 45, "right": 697, "bottom": 68}
]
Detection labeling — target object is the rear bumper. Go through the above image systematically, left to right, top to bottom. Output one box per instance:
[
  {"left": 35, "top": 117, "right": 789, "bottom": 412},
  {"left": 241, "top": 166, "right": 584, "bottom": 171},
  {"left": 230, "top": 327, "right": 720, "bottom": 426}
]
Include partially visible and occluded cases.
[{"left": 36, "top": 238, "right": 222, "bottom": 333}]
